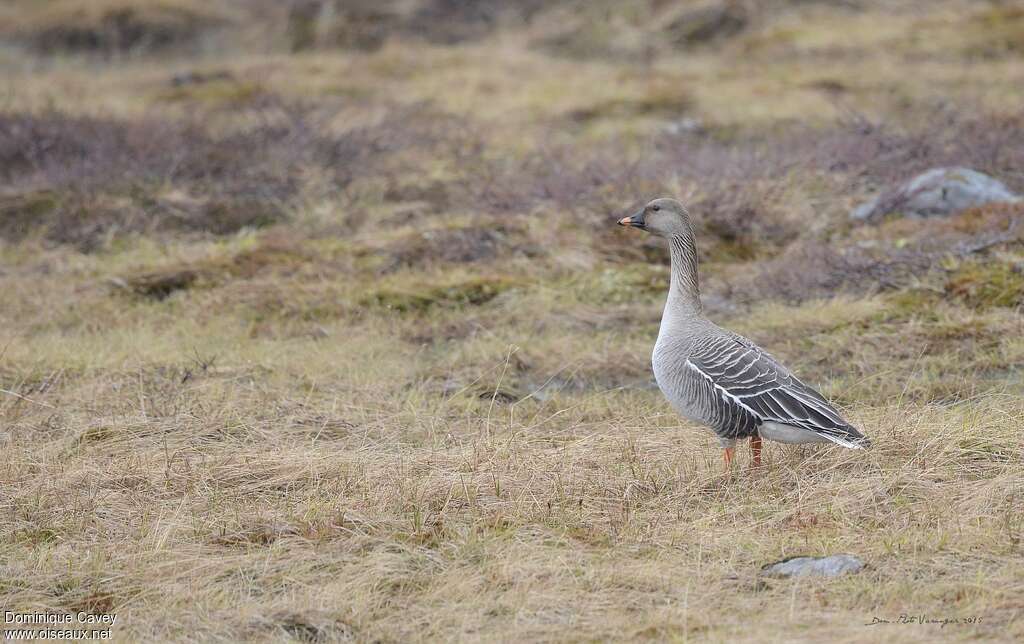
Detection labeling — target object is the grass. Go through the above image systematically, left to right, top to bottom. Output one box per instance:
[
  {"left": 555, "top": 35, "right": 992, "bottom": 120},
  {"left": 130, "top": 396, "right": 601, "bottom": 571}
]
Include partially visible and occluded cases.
[{"left": 2, "top": 0, "right": 1024, "bottom": 641}]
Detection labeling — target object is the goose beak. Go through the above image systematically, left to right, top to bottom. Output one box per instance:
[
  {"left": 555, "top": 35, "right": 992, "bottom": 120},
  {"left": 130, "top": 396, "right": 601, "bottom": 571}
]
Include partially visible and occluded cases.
[{"left": 618, "top": 210, "right": 646, "bottom": 229}]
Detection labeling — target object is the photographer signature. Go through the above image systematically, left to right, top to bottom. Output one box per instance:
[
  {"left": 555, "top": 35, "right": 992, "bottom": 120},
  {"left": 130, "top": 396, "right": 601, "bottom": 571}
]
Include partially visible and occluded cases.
[{"left": 866, "top": 615, "right": 982, "bottom": 628}]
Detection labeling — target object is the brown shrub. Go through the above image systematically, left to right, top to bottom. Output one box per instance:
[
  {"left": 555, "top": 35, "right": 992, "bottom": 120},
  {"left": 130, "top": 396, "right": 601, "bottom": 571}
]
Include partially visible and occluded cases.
[
  {"left": 8, "top": 0, "right": 230, "bottom": 56},
  {"left": 287, "top": 0, "right": 547, "bottom": 52},
  {"left": 409, "top": 0, "right": 546, "bottom": 44},
  {"left": 0, "top": 102, "right": 461, "bottom": 249},
  {"left": 451, "top": 106, "right": 1024, "bottom": 268},
  {"left": 809, "top": 107, "right": 1024, "bottom": 192},
  {"left": 0, "top": 110, "right": 291, "bottom": 248},
  {"left": 454, "top": 132, "right": 804, "bottom": 257},
  {"left": 744, "top": 203, "right": 1024, "bottom": 305},
  {"left": 365, "top": 223, "right": 539, "bottom": 274},
  {"left": 746, "top": 241, "right": 937, "bottom": 304}
]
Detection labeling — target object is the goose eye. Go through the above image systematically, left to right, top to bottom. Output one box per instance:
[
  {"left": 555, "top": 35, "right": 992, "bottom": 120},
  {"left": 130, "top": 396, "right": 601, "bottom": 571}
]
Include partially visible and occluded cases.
[{"left": 651, "top": 205, "right": 661, "bottom": 211}]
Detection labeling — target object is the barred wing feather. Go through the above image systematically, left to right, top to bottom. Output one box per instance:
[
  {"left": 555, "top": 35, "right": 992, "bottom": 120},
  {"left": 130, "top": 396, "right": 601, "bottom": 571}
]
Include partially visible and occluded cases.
[{"left": 684, "top": 335, "right": 869, "bottom": 449}]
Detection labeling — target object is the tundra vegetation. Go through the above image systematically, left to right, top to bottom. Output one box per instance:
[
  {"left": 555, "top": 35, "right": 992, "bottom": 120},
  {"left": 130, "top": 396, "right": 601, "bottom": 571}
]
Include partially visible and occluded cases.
[{"left": 1, "top": 1, "right": 1023, "bottom": 641}]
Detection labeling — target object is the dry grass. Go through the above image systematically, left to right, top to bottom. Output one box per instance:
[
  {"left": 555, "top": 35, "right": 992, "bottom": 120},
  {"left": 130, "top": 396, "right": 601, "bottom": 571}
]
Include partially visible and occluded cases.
[
  {"left": 2, "top": 0, "right": 1024, "bottom": 641},
  {"left": 3, "top": 230, "right": 1023, "bottom": 641},
  {"left": 2, "top": 317, "right": 1023, "bottom": 641}
]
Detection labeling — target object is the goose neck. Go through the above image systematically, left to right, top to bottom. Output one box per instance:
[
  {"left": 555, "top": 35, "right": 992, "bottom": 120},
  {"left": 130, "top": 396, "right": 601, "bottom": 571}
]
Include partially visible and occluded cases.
[{"left": 667, "top": 233, "right": 702, "bottom": 317}]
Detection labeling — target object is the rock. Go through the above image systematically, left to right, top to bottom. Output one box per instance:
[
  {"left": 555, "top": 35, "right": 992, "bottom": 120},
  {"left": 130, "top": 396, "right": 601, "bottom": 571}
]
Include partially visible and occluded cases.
[
  {"left": 851, "top": 167, "right": 1021, "bottom": 222},
  {"left": 761, "top": 554, "right": 864, "bottom": 578}
]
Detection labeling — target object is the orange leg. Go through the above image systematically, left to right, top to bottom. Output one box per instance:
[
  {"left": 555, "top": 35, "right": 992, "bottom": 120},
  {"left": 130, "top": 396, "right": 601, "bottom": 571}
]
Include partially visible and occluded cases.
[
  {"left": 750, "top": 436, "right": 762, "bottom": 467},
  {"left": 723, "top": 447, "right": 735, "bottom": 468}
]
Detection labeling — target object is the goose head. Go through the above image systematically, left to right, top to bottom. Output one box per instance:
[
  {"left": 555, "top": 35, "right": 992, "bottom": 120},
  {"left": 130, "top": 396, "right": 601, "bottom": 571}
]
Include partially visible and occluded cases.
[{"left": 617, "top": 197, "right": 693, "bottom": 237}]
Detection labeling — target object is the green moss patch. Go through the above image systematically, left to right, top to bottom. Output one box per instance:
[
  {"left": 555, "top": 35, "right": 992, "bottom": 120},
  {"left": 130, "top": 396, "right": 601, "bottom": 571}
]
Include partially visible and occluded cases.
[
  {"left": 965, "top": 6, "right": 1024, "bottom": 56},
  {"left": 156, "top": 79, "right": 268, "bottom": 107},
  {"left": 566, "top": 83, "right": 694, "bottom": 122},
  {"left": 0, "top": 191, "right": 60, "bottom": 242},
  {"left": 946, "top": 260, "right": 1024, "bottom": 310},
  {"left": 573, "top": 265, "right": 670, "bottom": 305},
  {"left": 361, "top": 276, "right": 520, "bottom": 313}
]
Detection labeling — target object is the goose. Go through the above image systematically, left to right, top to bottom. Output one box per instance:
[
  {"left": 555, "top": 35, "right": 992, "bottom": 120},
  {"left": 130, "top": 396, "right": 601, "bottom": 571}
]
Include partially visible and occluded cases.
[{"left": 618, "top": 197, "right": 870, "bottom": 467}]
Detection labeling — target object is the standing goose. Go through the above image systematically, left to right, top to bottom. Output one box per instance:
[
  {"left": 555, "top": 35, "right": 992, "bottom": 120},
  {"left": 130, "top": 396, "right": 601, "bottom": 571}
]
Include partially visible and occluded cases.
[{"left": 618, "top": 198, "right": 869, "bottom": 467}]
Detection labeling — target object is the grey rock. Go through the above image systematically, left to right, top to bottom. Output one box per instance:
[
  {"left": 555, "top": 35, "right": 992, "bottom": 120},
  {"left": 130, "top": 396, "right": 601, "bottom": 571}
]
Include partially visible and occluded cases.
[
  {"left": 851, "top": 167, "right": 1021, "bottom": 222},
  {"left": 761, "top": 554, "right": 864, "bottom": 578}
]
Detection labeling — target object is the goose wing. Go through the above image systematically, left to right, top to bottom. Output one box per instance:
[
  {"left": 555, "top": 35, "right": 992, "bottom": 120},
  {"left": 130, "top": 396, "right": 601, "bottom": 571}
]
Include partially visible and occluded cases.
[{"left": 685, "top": 334, "right": 869, "bottom": 449}]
